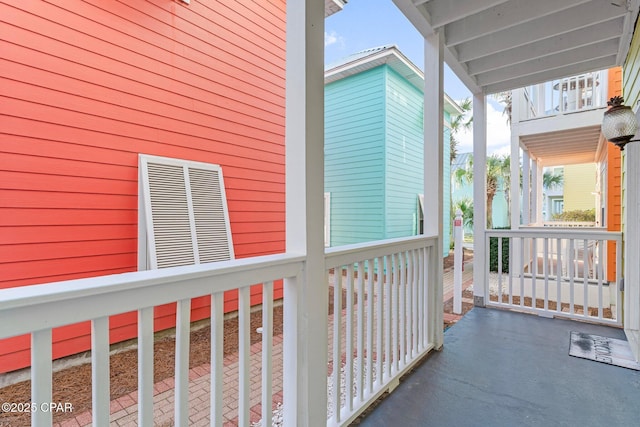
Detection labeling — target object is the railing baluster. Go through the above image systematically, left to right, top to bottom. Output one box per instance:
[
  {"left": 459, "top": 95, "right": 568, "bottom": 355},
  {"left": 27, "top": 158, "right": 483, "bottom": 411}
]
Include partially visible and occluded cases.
[
  {"left": 497, "top": 237, "right": 503, "bottom": 304},
  {"left": 508, "top": 237, "right": 513, "bottom": 305},
  {"left": 520, "top": 237, "right": 525, "bottom": 308},
  {"left": 532, "top": 238, "right": 537, "bottom": 310},
  {"left": 543, "top": 238, "right": 549, "bottom": 312},
  {"left": 557, "top": 238, "right": 562, "bottom": 314},
  {"left": 616, "top": 238, "right": 623, "bottom": 322},
  {"left": 569, "top": 239, "right": 575, "bottom": 315},
  {"left": 583, "top": 239, "right": 589, "bottom": 318},
  {"left": 597, "top": 241, "right": 604, "bottom": 320},
  {"left": 420, "top": 247, "right": 427, "bottom": 348},
  {"left": 411, "top": 249, "right": 419, "bottom": 357},
  {"left": 398, "top": 251, "right": 406, "bottom": 366},
  {"left": 391, "top": 253, "right": 399, "bottom": 373},
  {"left": 385, "top": 255, "right": 392, "bottom": 380},
  {"left": 375, "top": 257, "right": 384, "bottom": 387},
  {"left": 365, "top": 259, "right": 374, "bottom": 395},
  {"left": 356, "top": 261, "right": 365, "bottom": 403},
  {"left": 346, "top": 263, "right": 355, "bottom": 411},
  {"left": 332, "top": 267, "right": 342, "bottom": 423},
  {"left": 261, "top": 281, "right": 274, "bottom": 427},
  {"left": 238, "top": 287, "right": 251, "bottom": 426},
  {"left": 210, "top": 293, "right": 224, "bottom": 427},
  {"left": 175, "top": 298, "right": 191, "bottom": 427},
  {"left": 138, "top": 307, "right": 154, "bottom": 427},
  {"left": 91, "top": 316, "right": 110, "bottom": 426},
  {"left": 31, "top": 329, "right": 53, "bottom": 427}
]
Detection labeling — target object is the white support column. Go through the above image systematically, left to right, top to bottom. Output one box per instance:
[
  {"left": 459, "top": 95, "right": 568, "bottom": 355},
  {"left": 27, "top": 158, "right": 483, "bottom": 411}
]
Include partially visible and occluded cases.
[
  {"left": 283, "top": 0, "right": 327, "bottom": 425},
  {"left": 424, "top": 31, "right": 444, "bottom": 349},
  {"left": 472, "top": 92, "right": 487, "bottom": 307},
  {"left": 510, "top": 96, "right": 521, "bottom": 230},
  {"left": 509, "top": 113, "right": 522, "bottom": 280},
  {"left": 624, "top": 142, "right": 640, "bottom": 361},
  {"left": 522, "top": 150, "right": 531, "bottom": 225},
  {"left": 533, "top": 160, "right": 544, "bottom": 224}
]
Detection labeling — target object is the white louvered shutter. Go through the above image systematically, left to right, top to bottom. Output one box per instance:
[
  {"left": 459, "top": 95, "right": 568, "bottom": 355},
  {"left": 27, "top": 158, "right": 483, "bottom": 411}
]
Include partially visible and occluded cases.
[{"left": 139, "top": 154, "right": 234, "bottom": 269}]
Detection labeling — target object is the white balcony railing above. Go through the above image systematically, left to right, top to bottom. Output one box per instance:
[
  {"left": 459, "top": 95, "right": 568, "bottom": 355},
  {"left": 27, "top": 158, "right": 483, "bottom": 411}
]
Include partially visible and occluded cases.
[{"left": 521, "top": 70, "right": 608, "bottom": 120}]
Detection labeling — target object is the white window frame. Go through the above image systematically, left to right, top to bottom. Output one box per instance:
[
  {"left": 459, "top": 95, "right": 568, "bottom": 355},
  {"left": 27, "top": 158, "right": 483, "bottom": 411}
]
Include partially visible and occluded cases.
[{"left": 138, "top": 154, "right": 234, "bottom": 270}]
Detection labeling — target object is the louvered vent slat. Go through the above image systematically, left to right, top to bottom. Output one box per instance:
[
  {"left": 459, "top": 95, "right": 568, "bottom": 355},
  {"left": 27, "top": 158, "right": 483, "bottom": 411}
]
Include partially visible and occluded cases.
[
  {"left": 140, "top": 154, "right": 234, "bottom": 270},
  {"left": 147, "top": 163, "right": 196, "bottom": 268},
  {"left": 189, "top": 168, "right": 232, "bottom": 263}
]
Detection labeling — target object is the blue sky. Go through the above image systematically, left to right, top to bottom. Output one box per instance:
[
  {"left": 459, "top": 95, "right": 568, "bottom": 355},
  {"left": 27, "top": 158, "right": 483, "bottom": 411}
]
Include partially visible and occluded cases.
[{"left": 324, "top": 0, "right": 512, "bottom": 155}]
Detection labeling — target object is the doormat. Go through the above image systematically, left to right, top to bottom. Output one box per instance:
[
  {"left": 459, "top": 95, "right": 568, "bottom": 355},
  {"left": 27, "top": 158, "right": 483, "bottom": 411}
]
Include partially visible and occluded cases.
[{"left": 569, "top": 331, "right": 640, "bottom": 371}]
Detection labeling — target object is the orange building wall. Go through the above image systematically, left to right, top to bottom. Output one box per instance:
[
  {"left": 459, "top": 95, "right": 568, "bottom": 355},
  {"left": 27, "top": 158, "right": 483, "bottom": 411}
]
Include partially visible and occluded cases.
[
  {"left": 0, "top": 0, "right": 286, "bottom": 373},
  {"left": 607, "top": 67, "right": 622, "bottom": 281}
]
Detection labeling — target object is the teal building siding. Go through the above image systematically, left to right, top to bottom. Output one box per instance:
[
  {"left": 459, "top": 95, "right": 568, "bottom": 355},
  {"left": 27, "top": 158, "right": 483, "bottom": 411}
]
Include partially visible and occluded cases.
[
  {"left": 325, "top": 55, "right": 455, "bottom": 258},
  {"left": 325, "top": 67, "right": 386, "bottom": 246},
  {"left": 384, "top": 67, "right": 424, "bottom": 240}
]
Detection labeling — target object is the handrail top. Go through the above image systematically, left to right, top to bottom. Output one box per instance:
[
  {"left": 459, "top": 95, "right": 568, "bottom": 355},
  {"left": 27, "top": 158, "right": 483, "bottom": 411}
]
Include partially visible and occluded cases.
[
  {"left": 485, "top": 228, "right": 622, "bottom": 239},
  {"left": 325, "top": 234, "right": 437, "bottom": 268},
  {"left": 0, "top": 252, "right": 306, "bottom": 311}
]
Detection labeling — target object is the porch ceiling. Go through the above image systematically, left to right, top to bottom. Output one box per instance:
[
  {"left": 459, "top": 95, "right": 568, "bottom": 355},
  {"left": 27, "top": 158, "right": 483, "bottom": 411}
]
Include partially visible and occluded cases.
[
  {"left": 394, "top": 0, "right": 640, "bottom": 95},
  {"left": 520, "top": 125, "right": 603, "bottom": 166}
]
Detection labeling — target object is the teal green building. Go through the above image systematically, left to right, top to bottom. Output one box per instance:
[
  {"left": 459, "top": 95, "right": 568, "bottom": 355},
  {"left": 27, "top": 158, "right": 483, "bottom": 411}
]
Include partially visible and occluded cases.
[{"left": 324, "top": 45, "right": 462, "bottom": 256}]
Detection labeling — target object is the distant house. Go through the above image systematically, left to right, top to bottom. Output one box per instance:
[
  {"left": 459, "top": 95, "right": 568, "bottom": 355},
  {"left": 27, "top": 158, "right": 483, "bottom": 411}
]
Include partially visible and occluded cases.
[
  {"left": 324, "top": 45, "right": 462, "bottom": 256},
  {"left": 451, "top": 152, "right": 509, "bottom": 232}
]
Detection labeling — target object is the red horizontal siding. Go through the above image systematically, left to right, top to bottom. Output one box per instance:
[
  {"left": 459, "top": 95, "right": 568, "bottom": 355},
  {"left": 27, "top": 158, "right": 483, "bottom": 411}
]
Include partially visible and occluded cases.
[{"left": 0, "top": 0, "right": 286, "bottom": 373}]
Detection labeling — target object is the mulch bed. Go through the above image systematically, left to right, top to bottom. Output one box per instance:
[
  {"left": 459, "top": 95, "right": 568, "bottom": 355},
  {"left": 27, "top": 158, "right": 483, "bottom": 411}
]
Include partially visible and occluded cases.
[{"left": 0, "top": 250, "right": 473, "bottom": 426}]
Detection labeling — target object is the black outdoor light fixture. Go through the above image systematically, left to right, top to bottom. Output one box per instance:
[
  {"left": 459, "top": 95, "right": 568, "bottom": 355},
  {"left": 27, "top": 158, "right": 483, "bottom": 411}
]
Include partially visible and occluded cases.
[{"left": 602, "top": 96, "right": 640, "bottom": 151}]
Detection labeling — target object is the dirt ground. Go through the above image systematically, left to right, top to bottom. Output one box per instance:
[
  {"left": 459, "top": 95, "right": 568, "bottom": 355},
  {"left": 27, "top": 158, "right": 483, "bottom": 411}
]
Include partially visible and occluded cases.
[{"left": 0, "top": 249, "right": 474, "bottom": 425}]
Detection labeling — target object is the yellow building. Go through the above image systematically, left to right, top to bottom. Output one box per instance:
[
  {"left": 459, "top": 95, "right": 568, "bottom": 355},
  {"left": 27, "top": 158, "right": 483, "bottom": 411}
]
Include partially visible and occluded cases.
[{"left": 562, "top": 163, "right": 596, "bottom": 212}]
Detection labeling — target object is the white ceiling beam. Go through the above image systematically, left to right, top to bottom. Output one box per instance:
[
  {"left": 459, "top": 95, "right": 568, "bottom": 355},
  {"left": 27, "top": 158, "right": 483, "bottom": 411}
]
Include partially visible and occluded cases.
[
  {"left": 393, "top": 0, "right": 435, "bottom": 34},
  {"left": 424, "top": 0, "right": 510, "bottom": 28},
  {"left": 444, "top": 0, "right": 591, "bottom": 47},
  {"left": 617, "top": 0, "right": 640, "bottom": 64},
  {"left": 456, "top": 1, "right": 628, "bottom": 63},
  {"left": 466, "top": 19, "right": 622, "bottom": 76},
  {"left": 476, "top": 39, "right": 620, "bottom": 86},
  {"left": 443, "top": 48, "right": 481, "bottom": 94},
  {"left": 483, "top": 55, "right": 616, "bottom": 94},
  {"left": 524, "top": 129, "right": 602, "bottom": 141},
  {"left": 525, "top": 138, "right": 600, "bottom": 148},
  {"left": 540, "top": 154, "right": 597, "bottom": 164}
]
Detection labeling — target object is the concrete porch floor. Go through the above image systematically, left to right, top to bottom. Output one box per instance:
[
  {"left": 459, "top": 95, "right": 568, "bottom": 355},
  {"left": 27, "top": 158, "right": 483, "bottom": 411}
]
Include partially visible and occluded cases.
[{"left": 358, "top": 308, "right": 640, "bottom": 427}]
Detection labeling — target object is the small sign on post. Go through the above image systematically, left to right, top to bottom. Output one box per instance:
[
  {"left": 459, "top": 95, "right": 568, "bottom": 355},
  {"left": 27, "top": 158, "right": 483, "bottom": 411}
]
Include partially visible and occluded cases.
[{"left": 453, "top": 209, "right": 464, "bottom": 314}]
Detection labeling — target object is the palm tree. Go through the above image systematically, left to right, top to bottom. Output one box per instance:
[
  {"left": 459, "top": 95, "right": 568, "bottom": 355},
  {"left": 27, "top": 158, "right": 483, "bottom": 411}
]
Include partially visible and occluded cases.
[
  {"left": 494, "top": 91, "right": 512, "bottom": 125},
  {"left": 449, "top": 98, "right": 472, "bottom": 163},
  {"left": 455, "top": 154, "right": 511, "bottom": 229},
  {"left": 543, "top": 170, "right": 563, "bottom": 189},
  {"left": 452, "top": 198, "right": 474, "bottom": 229}
]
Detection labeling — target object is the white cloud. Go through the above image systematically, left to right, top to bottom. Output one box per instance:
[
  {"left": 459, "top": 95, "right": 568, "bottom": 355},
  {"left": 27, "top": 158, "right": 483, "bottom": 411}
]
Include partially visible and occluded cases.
[
  {"left": 324, "top": 30, "right": 343, "bottom": 47},
  {"left": 456, "top": 101, "right": 511, "bottom": 156}
]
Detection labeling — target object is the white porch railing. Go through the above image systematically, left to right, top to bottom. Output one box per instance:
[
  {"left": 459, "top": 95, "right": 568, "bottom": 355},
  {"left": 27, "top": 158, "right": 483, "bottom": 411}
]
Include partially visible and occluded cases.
[
  {"left": 521, "top": 70, "right": 608, "bottom": 120},
  {"left": 485, "top": 229, "right": 622, "bottom": 326},
  {"left": 0, "top": 235, "right": 440, "bottom": 427},
  {"left": 324, "top": 235, "right": 438, "bottom": 427},
  {"left": 0, "top": 253, "right": 304, "bottom": 427}
]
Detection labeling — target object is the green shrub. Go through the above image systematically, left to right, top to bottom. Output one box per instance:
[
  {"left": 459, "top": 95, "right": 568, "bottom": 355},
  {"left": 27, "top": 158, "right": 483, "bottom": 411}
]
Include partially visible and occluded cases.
[
  {"left": 551, "top": 208, "right": 595, "bottom": 222},
  {"left": 489, "top": 227, "right": 510, "bottom": 273}
]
